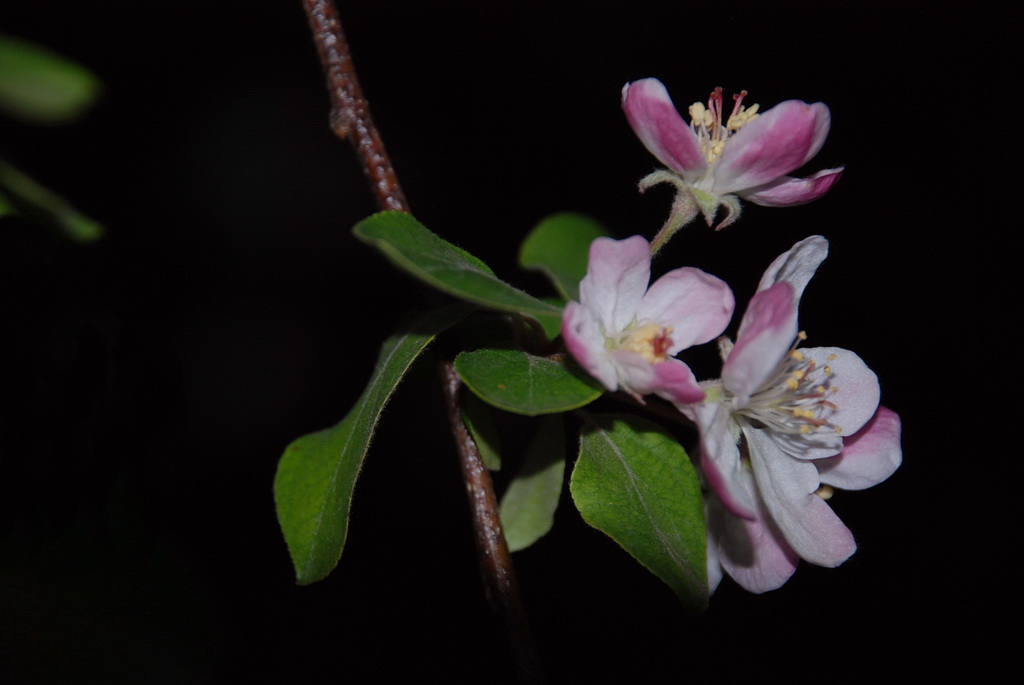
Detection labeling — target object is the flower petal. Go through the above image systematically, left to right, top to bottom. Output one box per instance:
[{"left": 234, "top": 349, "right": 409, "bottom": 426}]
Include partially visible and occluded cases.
[
  {"left": 622, "top": 78, "right": 708, "bottom": 180},
  {"left": 714, "top": 100, "right": 832, "bottom": 194},
  {"left": 740, "top": 168, "right": 844, "bottom": 207},
  {"left": 756, "top": 235, "right": 829, "bottom": 299},
  {"left": 578, "top": 236, "right": 650, "bottom": 333},
  {"left": 637, "top": 267, "right": 735, "bottom": 352},
  {"left": 724, "top": 282, "right": 798, "bottom": 407},
  {"left": 562, "top": 301, "right": 619, "bottom": 391},
  {"left": 803, "top": 347, "right": 880, "bottom": 438},
  {"left": 608, "top": 352, "right": 704, "bottom": 403},
  {"left": 651, "top": 358, "right": 705, "bottom": 404},
  {"left": 683, "top": 401, "right": 757, "bottom": 519},
  {"left": 817, "top": 406, "right": 902, "bottom": 490},
  {"left": 746, "top": 426, "right": 856, "bottom": 567},
  {"left": 707, "top": 482, "right": 799, "bottom": 594}
]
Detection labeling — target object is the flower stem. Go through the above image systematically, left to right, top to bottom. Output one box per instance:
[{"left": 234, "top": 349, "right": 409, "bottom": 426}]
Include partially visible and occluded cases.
[
  {"left": 300, "top": 2, "right": 542, "bottom": 680},
  {"left": 639, "top": 170, "right": 698, "bottom": 256}
]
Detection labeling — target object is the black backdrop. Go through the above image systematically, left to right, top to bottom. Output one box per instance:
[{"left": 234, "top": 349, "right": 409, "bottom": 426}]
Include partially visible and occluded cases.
[{"left": 0, "top": 1, "right": 1013, "bottom": 681}]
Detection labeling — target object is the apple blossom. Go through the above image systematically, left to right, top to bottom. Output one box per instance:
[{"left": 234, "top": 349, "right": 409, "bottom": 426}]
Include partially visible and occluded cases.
[
  {"left": 622, "top": 78, "right": 844, "bottom": 245},
  {"left": 561, "top": 235, "right": 734, "bottom": 405},
  {"left": 680, "top": 236, "right": 901, "bottom": 593}
]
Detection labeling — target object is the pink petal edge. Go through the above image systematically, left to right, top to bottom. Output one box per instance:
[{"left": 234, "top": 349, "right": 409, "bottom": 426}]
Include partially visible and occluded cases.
[
  {"left": 622, "top": 78, "right": 708, "bottom": 179},
  {"left": 714, "top": 100, "right": 832, "bottom": 194},
  {"left": 740, "top": 167, "right": 844, "bottom": 207},
  {"left": 578, "top": 236, "right": 651, "bottom": 333},
  {"left": 637, "top": 267, "right": 735, "bottom": 352},
  {"left": 724, "top": 283, "right": 798, "bottom": 406},
  {"left": 817, "top": 406, "right": 902, "bottom": 490},
  {"left": 747, "top": 428, "right": 856, "bottom": 567}
]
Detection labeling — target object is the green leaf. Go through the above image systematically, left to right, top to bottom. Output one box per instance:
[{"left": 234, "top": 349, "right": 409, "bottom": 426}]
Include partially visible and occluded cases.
[
  {"left": 0, "top": 35, "right": 101, "bottom": 124},
  {"left": 0, "top": 159, "right": 104, "bottom": 242},
  {"left": 353, "top": 211, "right": 561, "bottom": 319},
  {"left": 519, "top": 213, "right": 610, "bottom": 301},
  {"left": 533, "top": 297, "right": 566, "bottom": 343},
  {"left": 274, "top": 303, "right": 472, "bottom": 585},
  {"left": 455, "top": 348, "right": 604, "bottom": 416},
  {"left": 461, "top": 392, "right": 502, "bottom": 471},
  {"left": 571, "top": 413, "right": 708, "bottom": 613},
  {"left": 500, "top": 414, "right": 566, "bottom": 552}
]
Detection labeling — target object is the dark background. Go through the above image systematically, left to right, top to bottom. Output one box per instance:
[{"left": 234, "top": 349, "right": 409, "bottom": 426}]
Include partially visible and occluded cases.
[{"left": 0, "top": 1, "right": 1013, "bottom": 681}]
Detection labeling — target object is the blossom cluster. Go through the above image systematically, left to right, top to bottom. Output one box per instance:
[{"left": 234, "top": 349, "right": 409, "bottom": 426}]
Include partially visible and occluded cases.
[{"left": 561, "top": 80, "right": 901, "bottom": 593}]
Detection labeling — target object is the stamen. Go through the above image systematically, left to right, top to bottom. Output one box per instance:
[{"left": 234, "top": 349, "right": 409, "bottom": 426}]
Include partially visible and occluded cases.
[
  {"left": 726, "top": 90, "right": 760, "bottom": 131},
  {"left": 688, "top": 102, "right": 710, "bottom": 129},
  {"left": 621, "top": 322, "right": 675, "bottom": 363},
  {"left": 731, "top": 330, "right": 842, "bottom": 438}
]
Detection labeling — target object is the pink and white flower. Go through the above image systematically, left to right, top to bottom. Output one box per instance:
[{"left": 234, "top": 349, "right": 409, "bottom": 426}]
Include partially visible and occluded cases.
[
  {"left": 622, "top": 78, "right": 844, "bottom": 236},
  {"left": 561, "top": 235, "right": 734, "bottom": 405},
  {"left": 681, "top": 236, "right": 901, "bottom": 593}
]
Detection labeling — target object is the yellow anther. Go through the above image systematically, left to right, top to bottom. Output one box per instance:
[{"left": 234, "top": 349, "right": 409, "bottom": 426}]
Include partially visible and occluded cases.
[
  {"left": 688, "top": 102, "right": 707, "bottom": 127},
  {"left": 725, "top": 104, "right": 760, "bottom": 131},
  {"left": 622, "top": 322, "right": 673, "bottom": 363},
  {"left": 797, "top": 331, "right": 808, "bottom": 341},
  {"left": 789, "top": 350, "right": 804, "bottom": 362},
  {"left": 827, "top": 353, "right": 838, "bottom": 361},
  {"left": 824, "top": 365, "right": 833, "bottom": 376},
  {"left": 793, "top": 370, "right": 805, "bottom": 380},
  {"left": 787, "top": 377, "right": 799, "bottom": 390},
  {"left": 815, "top": 385, "right": 826, "bottom": 394},
  {"left": 800, "top": 425, "right": 812, "bottom": 434},
  {"left": 815, "top": 484, "right": 834, "bottom": 501}
]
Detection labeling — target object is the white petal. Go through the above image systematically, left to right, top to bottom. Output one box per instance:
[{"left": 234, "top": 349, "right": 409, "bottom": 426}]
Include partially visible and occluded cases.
[
  {"left": 757, "top": 235, "right": 829, "bottom": 300},
  {"left": 578, "top": 236, "right": 650, "bottom": 333},
  {"left": 637, "top": 267, "right": 735, "bottom": 352},
  {"left": 724, "top": 283, "right": 798, "bottom": 407},
  {"left": 562, "top": 301, "right": 618, "bottom": 391},
  {"left": 803, "top": 347, "right": 880, "bottom": 438},
  {"left": 686, "top": 401, "right": 757, "bottom": 519},
  {"left": 817, "top": 407, "right": 902, "bottom": 490},
  {"left": 746, "top": 426, "right": 856, "bottom": 567},
  {"left": 706, "top": 483, "right": 799, "bottom": 594}
]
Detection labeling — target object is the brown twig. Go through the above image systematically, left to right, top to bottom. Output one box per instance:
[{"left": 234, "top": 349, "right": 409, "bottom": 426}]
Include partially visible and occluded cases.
[
  {"left": 302, "top": 0, "right": 407, "bottom": 212},
  {"left": 300, "top": 2, "right": 542, "bottom": 680},
  {"left": 439, "top": 361, "right": 544, "bottom": 683}
]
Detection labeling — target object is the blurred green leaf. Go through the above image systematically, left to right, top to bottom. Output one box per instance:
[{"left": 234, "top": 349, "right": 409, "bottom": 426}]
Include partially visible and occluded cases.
[
  {"left": 0, "top": 35, "right": 101, "bottom": 124},
  {"left": 0, "top": 159, "right": 103, "bottom": 242},
  {"left": 0, "top": 190, "right": 14, "bottom": 216},
  {"left": 353, "top": 211, "right": 561, "bottom": 319},
  {"left": 519, "top": 213, "right": 610, "bottom": 301},
  {"left": 533, "top": 297, "right": 566, "bottom": 342},
  {"left": 274, "top": 303, "right": 473, "bottom": 585},
  {"left": 455, "top": 348, "right": 603, "bottom": 416},
  {"left": 461, "top": 391, "right": 502, "bottom": 471},
  {"left": 571, "top": 413, "right": 708, "bottom": 613},
  {"left": 500, "top": 414, "right": 565, "bottom": 552}
]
